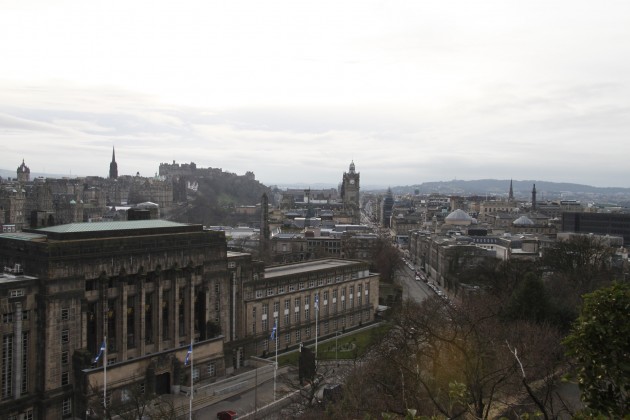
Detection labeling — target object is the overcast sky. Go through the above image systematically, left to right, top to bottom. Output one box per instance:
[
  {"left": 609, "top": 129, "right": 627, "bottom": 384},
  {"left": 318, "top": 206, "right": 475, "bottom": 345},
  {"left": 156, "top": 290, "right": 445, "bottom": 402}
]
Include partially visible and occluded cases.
[{"left": 1, "top": 0, "right": 629, "bottom": 188}]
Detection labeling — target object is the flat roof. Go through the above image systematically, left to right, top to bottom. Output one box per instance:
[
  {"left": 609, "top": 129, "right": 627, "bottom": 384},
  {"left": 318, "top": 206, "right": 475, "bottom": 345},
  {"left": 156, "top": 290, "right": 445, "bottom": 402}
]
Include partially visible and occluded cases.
[
  {"left": 20, "top": 220, "right": 207, "bottom": 241},
  {"left": 33, "top": 220, "right": 188, "bottom": 234},
  {"left": 0, "top": 232, "right": 47, "bottom": 242},
  {"left": 265, "top": 258, "right": 360, "bottom": 279},
  {"left": 0, "top": 272, "right": 37, "bottom": 284}
]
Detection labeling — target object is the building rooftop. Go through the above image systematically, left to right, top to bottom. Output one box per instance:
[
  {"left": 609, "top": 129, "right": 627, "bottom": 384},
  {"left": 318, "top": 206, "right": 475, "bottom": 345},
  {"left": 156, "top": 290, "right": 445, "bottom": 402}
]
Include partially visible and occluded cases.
[
  {"left": 20, "top": 220, "right": 206, "bottom": 241},
  {"left": 34, "top": 220, "right": 187, "bottom": 234},
  {"left": 265, "top": 258, "right": 361, "bottom": 279}
]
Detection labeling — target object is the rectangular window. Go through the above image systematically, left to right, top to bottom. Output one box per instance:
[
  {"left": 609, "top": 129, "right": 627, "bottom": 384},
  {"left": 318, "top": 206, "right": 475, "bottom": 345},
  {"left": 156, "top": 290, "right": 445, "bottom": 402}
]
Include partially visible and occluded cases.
[
  {"left": 308, "top": 280, "right": 315, "bottom": 288},
  {"left": 298, "top": 282, "right": 305, "bottom": 290},
  {"left": 289, "top": 284, "right": 295, "bottom": 292},
  {"left": 278, "top": 285, "right": 285, "bottom": 294},
  {"left": 267, "top": 288, "right": 274, "bottom": 296},
  {"left": 9, "top": 289, "right": 24, "bottom": 298},
  {"left": 255, "top": 290, "right": 263, "bottom": 298},
  {"left": 284, "top": 299, "right": 290, "bottom": 310},
  {"left": 273, "top": 301, "right": 279, "bottom": 313},
  {"left": 262, "top": 304, "right": 268, "bottom": 315},
  {"left": 61, "top": 308, "right": 70, "bottom": 321},
  {"left": 2, "top": 313, "right": 13, "bottom": 324},
  {"left": 305, "top": 326, "right": 311, "bottom": 338},
  {"left": 61, "top": 329, "right": 69, "bottom": 344},
  {"left": 295, "top": 329, "right": 301, "bottom": 342},
  {"left": 21, "top": 332, "right": 28, "bottom": 394},
  {"left": 285, "top": 332, "right": 291, "bottom": 345},
  {"left": 2, "top": 334, "right": 13, "bottom": 398},
  {"left": 61, "top": 351, "right": 69, "bottom": 365},
  {"left": 207, "top": 362, "right": 216, "bottom": 377},
  {"left": 192, "top": 367, "right": 199, "bottom": 381},
  {"left": 61, "top": 371, "right": 69, "bottom": 386},
  {"left": 62, "top": 398, "right": 72, "bottom": 416},
  {"left": 24, "top": 410, "right": 33, "bottom": 420}
]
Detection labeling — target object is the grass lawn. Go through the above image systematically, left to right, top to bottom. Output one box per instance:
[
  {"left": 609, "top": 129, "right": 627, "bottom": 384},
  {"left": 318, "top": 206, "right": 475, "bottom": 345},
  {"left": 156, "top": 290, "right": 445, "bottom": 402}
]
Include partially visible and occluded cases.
[{"left": 277, "top": 323, "right": 390, "bottom": 367}]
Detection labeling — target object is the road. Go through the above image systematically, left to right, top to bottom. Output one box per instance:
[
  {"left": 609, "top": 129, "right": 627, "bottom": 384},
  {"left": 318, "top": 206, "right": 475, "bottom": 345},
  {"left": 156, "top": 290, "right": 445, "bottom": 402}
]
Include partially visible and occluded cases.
[{"left": 397, "top": 261, "right": 435, "bottom": 303}]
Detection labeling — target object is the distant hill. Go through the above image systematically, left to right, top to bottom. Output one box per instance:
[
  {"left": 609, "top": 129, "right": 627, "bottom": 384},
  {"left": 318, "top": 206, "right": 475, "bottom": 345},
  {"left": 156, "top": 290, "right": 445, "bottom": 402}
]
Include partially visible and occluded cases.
[{"left": 389, "top": 179, "right": 630, "bottom": 202}]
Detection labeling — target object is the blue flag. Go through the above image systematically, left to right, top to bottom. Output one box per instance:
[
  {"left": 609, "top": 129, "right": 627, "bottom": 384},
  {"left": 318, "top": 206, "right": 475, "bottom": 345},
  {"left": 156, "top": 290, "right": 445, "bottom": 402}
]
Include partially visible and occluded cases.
[
  {"left": 314, "top": 294, "right": 319, "bottom": 310},
  {"left": 270, "top": 319, "right": 277, "bottom": 340},
  {"left": 93, "top": 340, "right": 106, "bottom": 364},
  {"left": 185, "top": 344, "right": 192, "bottom": 366}
]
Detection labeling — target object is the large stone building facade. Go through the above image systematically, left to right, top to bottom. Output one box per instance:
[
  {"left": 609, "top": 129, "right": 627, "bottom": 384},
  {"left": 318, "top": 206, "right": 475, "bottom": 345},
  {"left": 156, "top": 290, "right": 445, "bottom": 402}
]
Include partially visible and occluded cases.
[
  {"left": 0, "top": 220, "right": 380, "bottom": 419},
  {"left": 0, "top": 220, "right": 228, "bottom": 419},
  {"left": 241, "top": 259, "right": 379, "bottom": 357}
]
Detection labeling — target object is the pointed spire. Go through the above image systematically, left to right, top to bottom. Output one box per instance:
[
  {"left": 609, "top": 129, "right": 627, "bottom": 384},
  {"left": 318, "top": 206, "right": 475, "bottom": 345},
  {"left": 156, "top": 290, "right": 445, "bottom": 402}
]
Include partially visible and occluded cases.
[
  {"left": 109, "top": 146, "right": 118, "bottom": 179},
  {"left": 508, "top": 179, "right": 514, "bottom": 201},
  {"left": 532, "top": 183, "right": 537, "bottom": 210}
]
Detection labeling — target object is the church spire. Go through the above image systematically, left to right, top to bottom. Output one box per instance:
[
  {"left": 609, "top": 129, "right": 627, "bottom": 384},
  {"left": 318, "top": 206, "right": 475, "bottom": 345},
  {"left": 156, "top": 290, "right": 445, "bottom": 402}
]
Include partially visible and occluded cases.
[
  {"left": 109, "top": 146, "right": 118, "bottom": 179},
  {"left": 508, "top": 179, "right": 514, "bottom": 201},
  {"left": 531, "top": 183, "right": 537, "bottom": 210}
]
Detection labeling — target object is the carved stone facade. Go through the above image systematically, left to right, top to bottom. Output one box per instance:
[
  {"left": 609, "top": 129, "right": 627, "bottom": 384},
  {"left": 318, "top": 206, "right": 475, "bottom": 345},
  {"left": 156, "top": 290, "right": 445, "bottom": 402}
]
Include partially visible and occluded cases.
[{"left": 0, "top": 220, "right": 228, "bottom": 419}]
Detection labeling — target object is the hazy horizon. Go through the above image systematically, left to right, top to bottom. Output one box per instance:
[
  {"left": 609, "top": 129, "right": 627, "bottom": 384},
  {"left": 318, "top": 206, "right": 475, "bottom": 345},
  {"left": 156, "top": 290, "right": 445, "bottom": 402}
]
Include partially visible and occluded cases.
[{"left": 2, "top": 1, "right": 630, "bottom": 188}]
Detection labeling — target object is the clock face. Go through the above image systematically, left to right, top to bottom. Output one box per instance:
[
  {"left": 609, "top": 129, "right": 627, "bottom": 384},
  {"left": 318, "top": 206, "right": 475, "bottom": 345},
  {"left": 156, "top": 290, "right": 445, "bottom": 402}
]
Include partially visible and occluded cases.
[{"left": 350, "top": 179, "right": 355, "bottom": 185}]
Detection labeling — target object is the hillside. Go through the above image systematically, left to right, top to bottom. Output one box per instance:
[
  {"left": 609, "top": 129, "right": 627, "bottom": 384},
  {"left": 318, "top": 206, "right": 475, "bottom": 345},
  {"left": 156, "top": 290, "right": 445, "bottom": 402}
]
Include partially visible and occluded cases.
[
  {"left": 169, "top": 171, "right": 272, "bottom": 226},
  {"left": 390, "top": 179, "right": 630, "bottom": 203}
]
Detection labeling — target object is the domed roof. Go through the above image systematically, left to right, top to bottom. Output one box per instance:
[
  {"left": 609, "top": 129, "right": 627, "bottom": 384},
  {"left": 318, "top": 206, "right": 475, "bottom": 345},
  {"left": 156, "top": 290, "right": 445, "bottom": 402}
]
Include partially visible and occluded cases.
[
  {"left": 445, "top": 209, "right": 473, "bottom": 224},
  {"left": 513, "top": 215, "right": 535, "bottom": 226}
]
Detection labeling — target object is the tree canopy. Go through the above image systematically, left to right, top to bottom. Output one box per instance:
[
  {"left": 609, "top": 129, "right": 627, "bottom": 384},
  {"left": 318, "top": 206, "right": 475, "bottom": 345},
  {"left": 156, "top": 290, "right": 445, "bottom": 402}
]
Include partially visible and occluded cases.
[{"left": 563, "top": 282, "right": 630, "bottom": 418}]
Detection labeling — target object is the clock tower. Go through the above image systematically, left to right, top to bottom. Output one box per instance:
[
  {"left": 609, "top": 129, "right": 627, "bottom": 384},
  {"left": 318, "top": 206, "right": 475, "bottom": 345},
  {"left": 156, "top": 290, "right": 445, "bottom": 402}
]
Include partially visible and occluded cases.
[{"left": 341, "top": 161, "right": 360, "bottom": 224}]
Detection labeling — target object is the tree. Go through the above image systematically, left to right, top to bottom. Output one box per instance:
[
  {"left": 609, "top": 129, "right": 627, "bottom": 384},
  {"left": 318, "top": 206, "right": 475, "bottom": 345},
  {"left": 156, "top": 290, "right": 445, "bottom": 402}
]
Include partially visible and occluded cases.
[
  {"left": 371, "top": 237, "right": 402, "bottom": 283},
  {"left": 563, "top": 282, "right": 630, "bottom": 418},
  {"left": 327, "top": 295, "right": 570, "bottom": 420}
]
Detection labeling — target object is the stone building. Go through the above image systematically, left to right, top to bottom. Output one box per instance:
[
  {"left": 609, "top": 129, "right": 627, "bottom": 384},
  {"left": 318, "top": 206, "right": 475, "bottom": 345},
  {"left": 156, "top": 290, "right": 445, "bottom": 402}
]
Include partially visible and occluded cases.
[
  {"left": 0, "top": 219, "right": 381, "bottom": 419},
  {"left": 0, "top": 220, "right": 229, "bottom": 419},
  {"left": 240, "top": 259, "right": 379, "bottom": 358}
]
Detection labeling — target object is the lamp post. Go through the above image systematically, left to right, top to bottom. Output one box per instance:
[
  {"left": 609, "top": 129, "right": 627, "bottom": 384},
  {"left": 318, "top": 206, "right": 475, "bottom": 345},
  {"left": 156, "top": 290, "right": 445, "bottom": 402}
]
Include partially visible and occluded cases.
[{"left": 335, "top": 331, "right": 342, "bottom": 365}]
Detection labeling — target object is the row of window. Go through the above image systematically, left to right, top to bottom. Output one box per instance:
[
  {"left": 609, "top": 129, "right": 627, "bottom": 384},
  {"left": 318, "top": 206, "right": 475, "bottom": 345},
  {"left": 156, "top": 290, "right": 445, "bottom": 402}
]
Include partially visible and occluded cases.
[
  {"left": 252, "top": 270, "right": 368, "bottom": 299},
  {"left": 252, "top": 285, "right": 370, "bottom": 335},
  {"left": 1, "top": 310, "right": 30, "bottom": 323},
  {"left": 263, "top": 310, "right": 372, "bottom": 349},
  {"left": 2, "top": 332, "right": 29, "bottom": 398}
]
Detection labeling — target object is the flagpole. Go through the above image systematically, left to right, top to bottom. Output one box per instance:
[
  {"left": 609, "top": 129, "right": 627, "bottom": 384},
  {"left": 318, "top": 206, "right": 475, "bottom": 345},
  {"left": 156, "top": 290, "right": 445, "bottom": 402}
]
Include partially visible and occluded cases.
[
  {"left": 189, "top": 284, "right": 194, "bottom": 420},
  {"left": 315, "top": 294, "right": 319, "bottom": 360},
  {"left": 103, "top": 302, "right": 108, "bottom": 412},
  {"left": 273, "top": 318, "right": 278, "bottom": 401},
  {"left": 103, "top": 334, "right": 107, "bottom": 411}
]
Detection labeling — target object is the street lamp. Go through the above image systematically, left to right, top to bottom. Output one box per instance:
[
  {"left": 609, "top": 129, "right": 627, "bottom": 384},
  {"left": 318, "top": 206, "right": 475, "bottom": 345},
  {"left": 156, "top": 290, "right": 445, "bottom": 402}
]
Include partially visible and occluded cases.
[{"left": 335, "top": 331, "right": 342, "bottom": 366}]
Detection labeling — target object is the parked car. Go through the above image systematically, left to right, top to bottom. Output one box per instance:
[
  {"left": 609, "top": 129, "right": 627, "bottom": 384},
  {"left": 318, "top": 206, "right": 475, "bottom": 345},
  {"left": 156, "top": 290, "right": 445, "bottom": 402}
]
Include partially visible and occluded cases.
[{"left": 217, "top": 410, "right": 238, "bottom": 420}]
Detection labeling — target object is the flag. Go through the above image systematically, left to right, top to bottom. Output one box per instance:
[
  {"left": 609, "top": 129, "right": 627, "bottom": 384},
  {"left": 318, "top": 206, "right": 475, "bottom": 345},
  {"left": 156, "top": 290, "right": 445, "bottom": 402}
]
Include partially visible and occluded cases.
[
  {"left": 314, "top": 294, "right": 319, "bottom": 310},
  {"left": 270, "top": 319, "right": 277, "bottom": 340},
  {"left": 93, "top": 340, "right": 106, "bottom": 364},
  {"left": 185, "top": 344, "right": 192, "bottom": 366}
]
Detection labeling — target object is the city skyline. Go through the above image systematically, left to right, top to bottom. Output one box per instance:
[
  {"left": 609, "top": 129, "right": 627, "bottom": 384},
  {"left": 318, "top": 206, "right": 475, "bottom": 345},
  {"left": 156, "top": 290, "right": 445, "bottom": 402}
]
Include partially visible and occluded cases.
[{"left": 2, "top": 1, "right": 630, "bottom": 188}]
